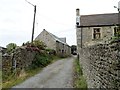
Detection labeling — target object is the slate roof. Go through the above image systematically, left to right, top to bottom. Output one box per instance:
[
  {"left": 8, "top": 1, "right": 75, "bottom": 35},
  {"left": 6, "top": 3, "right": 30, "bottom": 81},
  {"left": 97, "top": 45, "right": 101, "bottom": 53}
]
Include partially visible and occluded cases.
[{"left": 80, "top": 13, "right": 119, "bottom": 27}]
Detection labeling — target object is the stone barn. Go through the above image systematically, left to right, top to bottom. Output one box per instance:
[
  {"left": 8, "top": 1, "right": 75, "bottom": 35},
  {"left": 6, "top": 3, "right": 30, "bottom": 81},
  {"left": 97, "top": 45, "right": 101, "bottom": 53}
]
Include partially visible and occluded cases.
[{"left": 35, "top": 29, "right": 71, "bottom": 57}]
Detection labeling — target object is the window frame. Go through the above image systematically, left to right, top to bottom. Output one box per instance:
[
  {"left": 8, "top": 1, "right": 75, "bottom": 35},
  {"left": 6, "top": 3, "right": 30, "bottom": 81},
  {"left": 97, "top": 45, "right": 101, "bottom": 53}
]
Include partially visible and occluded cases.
[{"left": 92, "top": 28, "right": 102, "bottom": 40}]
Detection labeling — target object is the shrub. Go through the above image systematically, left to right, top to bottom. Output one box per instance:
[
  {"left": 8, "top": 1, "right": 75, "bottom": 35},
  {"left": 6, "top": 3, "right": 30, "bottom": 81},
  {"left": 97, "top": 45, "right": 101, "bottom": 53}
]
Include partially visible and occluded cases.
[
  {"left": 110, "top": 36, "right": 120, "bottom": 44},
  {"left": 23, "top": 40, "right": 46, "bottom": 50},
  {"left": 32, "top": 40, "right": 46, "bottom": 50},
  {"left": 22, "top": 41, "right": 30, "bottom": 46},
  {"left": 6, "top": 43, "right": 17, "bottom": 53},
  {"left": 30, "top": 53, "right": 51, "bottom": 69}
]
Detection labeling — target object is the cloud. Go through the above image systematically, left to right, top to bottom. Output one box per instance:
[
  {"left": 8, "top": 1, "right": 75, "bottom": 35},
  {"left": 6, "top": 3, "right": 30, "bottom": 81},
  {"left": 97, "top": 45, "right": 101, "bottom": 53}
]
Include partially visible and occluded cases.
[{"left": 0, "top": 0, "right": 119, "bottom": 47}]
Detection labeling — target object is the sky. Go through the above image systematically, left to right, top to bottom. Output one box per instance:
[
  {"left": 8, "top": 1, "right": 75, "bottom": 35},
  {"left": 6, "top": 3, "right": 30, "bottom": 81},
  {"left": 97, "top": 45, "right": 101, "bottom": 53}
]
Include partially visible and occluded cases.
[{"left": 0, "top": 0, "right": 120, "bottom": 47}]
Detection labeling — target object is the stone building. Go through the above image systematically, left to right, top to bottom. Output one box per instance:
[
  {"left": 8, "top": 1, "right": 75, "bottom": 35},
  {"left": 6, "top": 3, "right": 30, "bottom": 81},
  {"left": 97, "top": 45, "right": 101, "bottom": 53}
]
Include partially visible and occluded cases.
[
  {"left": 76, "top": 8, "right": 119, "bottom": 50},
  {"left": 76, "top": 9, "right": 120, "bottom": 88},
  {"left": 35, "top": 29, "right": 71, "bottom": 57}
]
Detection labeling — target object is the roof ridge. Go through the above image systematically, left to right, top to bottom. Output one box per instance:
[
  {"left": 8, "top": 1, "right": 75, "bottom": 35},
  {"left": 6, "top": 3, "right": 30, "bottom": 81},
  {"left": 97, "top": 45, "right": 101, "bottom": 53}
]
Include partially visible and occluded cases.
[{"left": 81, "top": 13, "right": 118, "bottom": 17}]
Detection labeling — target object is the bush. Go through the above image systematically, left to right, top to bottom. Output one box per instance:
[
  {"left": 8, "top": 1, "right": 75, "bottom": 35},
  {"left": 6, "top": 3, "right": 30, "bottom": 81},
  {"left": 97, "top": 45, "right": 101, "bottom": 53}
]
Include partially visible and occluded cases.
[
  {"left": 110, "top": 36, "right": 120, "bottom": 44},
  {"left": 23, "top": 40, "right": 46, "bottom": 50},
  {"left": 32, "top": 40, "right": 46, "bottom": 50},
  {"left": 22, "top": 41, "right": 30, "bottom": 46},
  {"left": 6, "top": 43, "right": 17, "bottom": 53},
  {"left": 30, "top": 53, "right": 52, "bottom": 69}
]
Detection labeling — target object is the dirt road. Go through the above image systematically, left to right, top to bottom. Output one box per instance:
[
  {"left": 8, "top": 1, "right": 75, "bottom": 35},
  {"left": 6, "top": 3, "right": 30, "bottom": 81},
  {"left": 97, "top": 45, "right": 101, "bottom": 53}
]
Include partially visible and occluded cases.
[{"left": 13, "top": 56, "right": 75, "bottom": 88}]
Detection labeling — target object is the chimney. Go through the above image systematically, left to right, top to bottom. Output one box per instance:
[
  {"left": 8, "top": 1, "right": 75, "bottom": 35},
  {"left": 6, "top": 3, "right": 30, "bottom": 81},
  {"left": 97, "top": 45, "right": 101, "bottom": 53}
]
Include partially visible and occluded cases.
[
  {"left": 118, "top": 1, "right": 120, "bottom": 9},
  {"left": 76, "top": 8, "right": 80, "bottom": 16}
]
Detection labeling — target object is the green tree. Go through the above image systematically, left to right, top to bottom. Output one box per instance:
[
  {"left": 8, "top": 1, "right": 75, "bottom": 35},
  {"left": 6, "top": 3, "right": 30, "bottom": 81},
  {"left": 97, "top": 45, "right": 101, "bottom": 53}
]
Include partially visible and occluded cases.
[{"left": 6, "top": 43, "right": 17, "bottom": 53}]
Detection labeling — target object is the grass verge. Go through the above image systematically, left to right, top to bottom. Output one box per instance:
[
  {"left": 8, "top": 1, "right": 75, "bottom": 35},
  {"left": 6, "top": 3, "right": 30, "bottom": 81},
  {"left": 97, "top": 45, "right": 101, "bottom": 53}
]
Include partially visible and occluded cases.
[
  {"left": 73, "top": 58, "right": 87, "bottom": 89},
  {"left": 2, "top": 67, "right": 42, "bottom": 89},
  {"left": 0, "top": 70, "right": 2, "bottom": 89}
]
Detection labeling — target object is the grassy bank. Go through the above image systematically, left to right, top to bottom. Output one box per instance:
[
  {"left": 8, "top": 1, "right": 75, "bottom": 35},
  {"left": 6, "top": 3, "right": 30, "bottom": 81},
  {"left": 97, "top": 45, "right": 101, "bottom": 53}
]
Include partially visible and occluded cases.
[
  {"left": 2, "top": 55, "right": 61, "bottom": 89},
  {"left": 73, "top": 58, "right": 87, "bottom": 89},
  {"left": 0, "top": 70, "right": 2, "bottom": 89}
]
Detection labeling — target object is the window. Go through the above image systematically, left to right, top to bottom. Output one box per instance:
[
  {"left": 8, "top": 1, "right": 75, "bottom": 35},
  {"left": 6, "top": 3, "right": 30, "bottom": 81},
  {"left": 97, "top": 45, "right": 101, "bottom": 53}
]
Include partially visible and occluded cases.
[
  {"left": 114, "top": 27, "right": 119, "bottom": 37},
  {"left": 93, "top": 28, "right": 101, "bottom": 39}
]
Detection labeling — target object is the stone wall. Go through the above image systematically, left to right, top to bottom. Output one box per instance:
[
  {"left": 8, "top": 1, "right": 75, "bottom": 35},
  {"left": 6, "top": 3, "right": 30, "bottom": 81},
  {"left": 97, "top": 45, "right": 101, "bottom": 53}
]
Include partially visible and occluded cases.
[
  {"left": 79, "top": 42, "right": 120, "bottom": 89},
  {"left": 2, "top": 46, "right": 39, "bottom": 80},
  {"left": 13, "top": 47, "right": 38, "bottom": 70},
  {"left": 2, "top": 55, "right": 12, "bottom": 77}
]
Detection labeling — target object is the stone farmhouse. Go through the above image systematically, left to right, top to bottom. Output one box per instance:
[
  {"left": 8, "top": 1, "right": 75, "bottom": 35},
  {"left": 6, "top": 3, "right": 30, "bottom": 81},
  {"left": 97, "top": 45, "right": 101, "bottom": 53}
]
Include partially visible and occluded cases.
[
  {"left": 76, "top": 8, "right": 119, "bottom": 49},
  {"left": 76, "top": 8, "right": 120, "bottom": 88},
  {"left": 35, "top": 29, "right": 71, "bottom": 57}
]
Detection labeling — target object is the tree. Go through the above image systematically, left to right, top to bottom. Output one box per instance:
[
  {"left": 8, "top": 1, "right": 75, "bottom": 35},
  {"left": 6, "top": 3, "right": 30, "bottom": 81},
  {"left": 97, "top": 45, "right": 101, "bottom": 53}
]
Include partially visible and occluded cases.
[{"left": 6, "top": 43, "right": 17, "bottom": 53}]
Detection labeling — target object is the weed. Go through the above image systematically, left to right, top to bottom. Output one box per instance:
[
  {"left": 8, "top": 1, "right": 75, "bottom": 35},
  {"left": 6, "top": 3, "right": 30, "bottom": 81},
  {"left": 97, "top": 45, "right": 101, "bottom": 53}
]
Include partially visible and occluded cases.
[{"left": 73, "top": 58, "right": 87, "bottom": 89}]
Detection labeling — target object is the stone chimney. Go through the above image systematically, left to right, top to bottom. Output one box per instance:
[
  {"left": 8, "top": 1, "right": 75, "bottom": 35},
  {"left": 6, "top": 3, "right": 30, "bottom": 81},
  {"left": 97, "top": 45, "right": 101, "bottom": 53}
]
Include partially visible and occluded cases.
[
  {"left": 118, "top": 1, "right": 120, "bottom": 9},
  {"left": 76, "top": 8, "right": 80, "bottom": 16}
]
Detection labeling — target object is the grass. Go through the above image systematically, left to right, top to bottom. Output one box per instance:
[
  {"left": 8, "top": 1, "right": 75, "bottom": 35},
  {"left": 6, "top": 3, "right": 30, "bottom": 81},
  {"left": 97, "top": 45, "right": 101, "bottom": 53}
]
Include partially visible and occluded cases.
[
  {"left": 2, "top": 56, "right": 62, "bottom": 89},
  {"left": 50, "top": 56, "right": 61, "bottom": 63},
  {"left": 73, "top": 58, "right": 87, "bottom": 89},
  {"left": 2, "top": 67, "right": 42, "bottom": 89},
  {"left": 0, "top": 70, "right": 2, "bottom": 89},
  {"left": 0, "top": 70, "right": 2, "bottom": 79}
]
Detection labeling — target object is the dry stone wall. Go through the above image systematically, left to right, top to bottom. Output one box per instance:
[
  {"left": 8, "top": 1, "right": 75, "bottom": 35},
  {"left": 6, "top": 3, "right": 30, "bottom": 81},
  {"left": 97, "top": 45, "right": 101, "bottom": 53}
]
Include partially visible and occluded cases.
[
  {"left": 79, "top": 42, "right": 120, "bottom": 89},
  {"left": 2, "top": 46, "right": 39, "bottom": 80},
  {"left": 13, "top": 47, "right": 37, "bottom": 70},
  {"left": 2, "top": 55, "right": 12, "bottom": 77}
]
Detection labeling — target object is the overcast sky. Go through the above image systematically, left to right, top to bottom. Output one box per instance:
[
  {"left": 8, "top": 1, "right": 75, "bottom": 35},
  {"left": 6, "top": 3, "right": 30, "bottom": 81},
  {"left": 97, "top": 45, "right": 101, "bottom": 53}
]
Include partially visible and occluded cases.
[{"left": 0, "top": 0, "right": 119, "bottom": 47}]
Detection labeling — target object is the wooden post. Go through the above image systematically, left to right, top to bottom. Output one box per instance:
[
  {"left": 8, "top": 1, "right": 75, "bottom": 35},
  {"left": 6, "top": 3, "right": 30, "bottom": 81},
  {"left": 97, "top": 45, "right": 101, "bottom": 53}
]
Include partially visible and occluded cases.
[{"left": 31, "top": 5, "right": 36, "bottom": 42}]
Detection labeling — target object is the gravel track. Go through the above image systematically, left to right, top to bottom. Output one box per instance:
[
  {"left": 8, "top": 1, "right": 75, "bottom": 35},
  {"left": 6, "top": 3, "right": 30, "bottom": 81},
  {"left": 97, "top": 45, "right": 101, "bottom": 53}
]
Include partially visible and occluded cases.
[{"left": 13, "top": 57, "right": 75, "bottom": 88}]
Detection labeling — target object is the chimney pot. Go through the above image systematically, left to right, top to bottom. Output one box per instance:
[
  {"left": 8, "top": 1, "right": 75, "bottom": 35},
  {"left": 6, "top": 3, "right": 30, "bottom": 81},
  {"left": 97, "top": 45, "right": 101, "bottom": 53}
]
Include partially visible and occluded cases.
[{"left": 76, "top": 8, "right": 80, "bottom": 16}]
